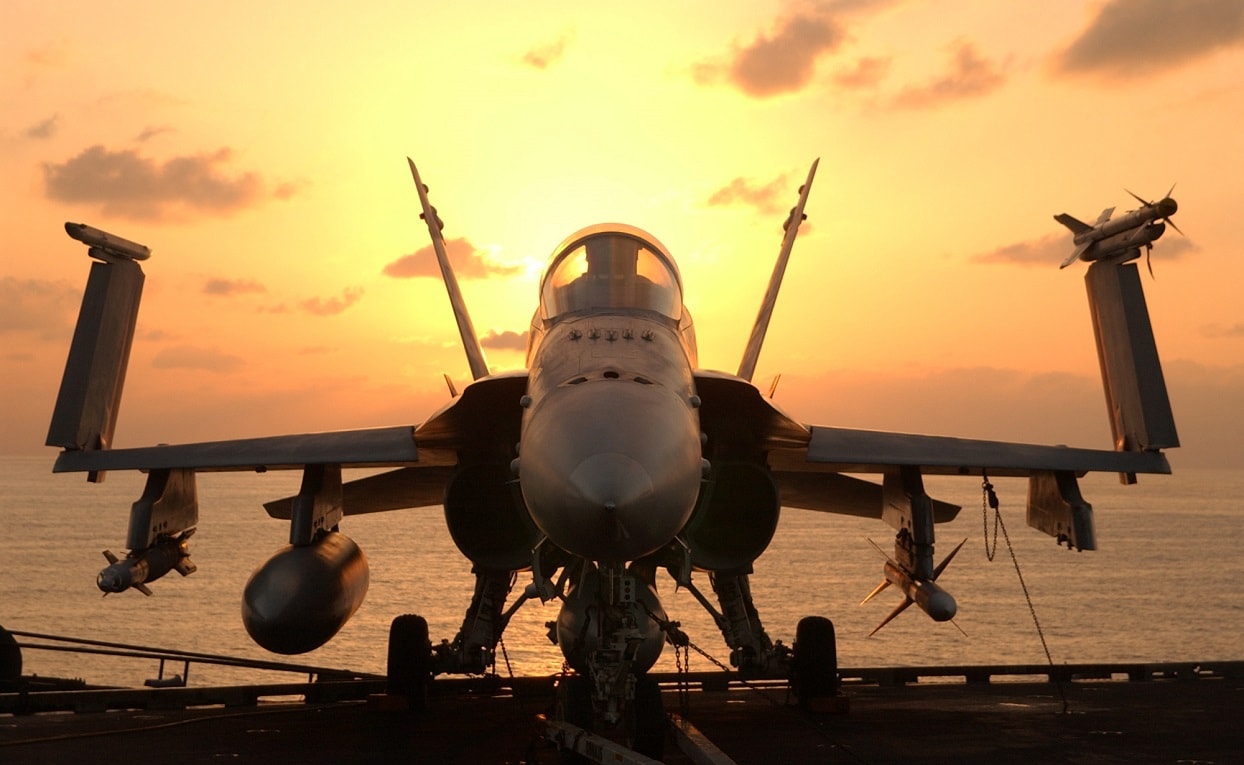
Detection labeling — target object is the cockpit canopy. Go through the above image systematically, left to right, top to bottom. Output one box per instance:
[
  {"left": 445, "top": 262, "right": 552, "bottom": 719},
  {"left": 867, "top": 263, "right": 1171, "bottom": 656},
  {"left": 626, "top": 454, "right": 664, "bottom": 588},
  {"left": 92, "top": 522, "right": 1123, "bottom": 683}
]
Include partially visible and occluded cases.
[{"left": 539, "top": 224, "right": 683, "bottom": 321}]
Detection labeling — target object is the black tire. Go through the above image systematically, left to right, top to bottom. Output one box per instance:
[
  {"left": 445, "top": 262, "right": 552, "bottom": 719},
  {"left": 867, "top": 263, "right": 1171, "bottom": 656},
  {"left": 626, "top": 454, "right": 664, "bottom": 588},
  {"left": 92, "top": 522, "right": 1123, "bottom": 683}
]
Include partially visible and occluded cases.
[
  {"left": 387, "top": 614, "right": 431, "bottom": 711},
  {"left": 792, "top": 616, "right": 838, "bottom": 708},
  {"left": 0, "top": 625, "right": 20, "bottom": 693},
  {"left": 631, "top": 675, "right": 667, "bottom": 760}
]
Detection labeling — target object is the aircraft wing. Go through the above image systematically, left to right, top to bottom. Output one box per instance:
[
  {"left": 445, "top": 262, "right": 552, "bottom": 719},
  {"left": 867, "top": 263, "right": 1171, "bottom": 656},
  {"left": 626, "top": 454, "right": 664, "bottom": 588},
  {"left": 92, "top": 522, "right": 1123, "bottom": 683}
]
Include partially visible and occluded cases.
[
  {"left": 54, "top": 371, "right": 529, "bottom": 517},
  {"left": 772, "top": 425, "right": 1171, "bottom": 478},
  {"left": 51, "top": 426, "right": 422, "bottom": 474}
]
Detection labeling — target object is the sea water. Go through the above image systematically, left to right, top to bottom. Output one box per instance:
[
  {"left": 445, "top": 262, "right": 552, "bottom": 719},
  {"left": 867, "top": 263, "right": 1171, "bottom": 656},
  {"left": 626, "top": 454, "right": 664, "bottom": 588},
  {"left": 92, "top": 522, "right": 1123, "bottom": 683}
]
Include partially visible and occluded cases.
[{"left": 1, "top": 456, "right": 1240, "bottom": 687}]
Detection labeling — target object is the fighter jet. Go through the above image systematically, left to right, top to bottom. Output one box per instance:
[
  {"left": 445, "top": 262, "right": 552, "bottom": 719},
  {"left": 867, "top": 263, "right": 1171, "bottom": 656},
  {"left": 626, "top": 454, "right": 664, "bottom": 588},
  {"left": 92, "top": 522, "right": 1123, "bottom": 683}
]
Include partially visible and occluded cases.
[
  {"left": 46, "top": 159, "right": 1179, "bottom": 756},
  {"left": 1056, "top": 188, "right": 1181, "bottom": 275}
]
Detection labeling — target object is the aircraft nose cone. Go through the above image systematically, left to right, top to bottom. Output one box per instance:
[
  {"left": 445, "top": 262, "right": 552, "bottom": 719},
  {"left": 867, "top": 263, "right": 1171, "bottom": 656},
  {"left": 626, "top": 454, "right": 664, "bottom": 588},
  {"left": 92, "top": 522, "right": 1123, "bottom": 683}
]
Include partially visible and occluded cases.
[
  {"left": 519, "top": 381, "right": 701, "bottom": 562},
  {"left": 568, "top": 452, "right": 654, "bottom": 512}
]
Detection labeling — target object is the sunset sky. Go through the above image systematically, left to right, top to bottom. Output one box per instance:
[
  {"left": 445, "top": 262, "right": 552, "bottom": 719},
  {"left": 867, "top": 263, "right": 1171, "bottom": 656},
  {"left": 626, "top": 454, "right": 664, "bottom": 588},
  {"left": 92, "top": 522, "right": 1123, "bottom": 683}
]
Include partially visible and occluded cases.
[{"left": 3, "top": 1, "right": 1243, "bottom": 468}]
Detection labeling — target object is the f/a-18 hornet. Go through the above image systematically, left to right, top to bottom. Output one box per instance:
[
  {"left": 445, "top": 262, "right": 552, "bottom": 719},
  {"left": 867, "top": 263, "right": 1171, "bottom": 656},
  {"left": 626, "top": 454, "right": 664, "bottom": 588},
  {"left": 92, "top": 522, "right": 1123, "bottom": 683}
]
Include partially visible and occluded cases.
[{"left": 48, "top": 159, "right": 1178, "bottom": 755}]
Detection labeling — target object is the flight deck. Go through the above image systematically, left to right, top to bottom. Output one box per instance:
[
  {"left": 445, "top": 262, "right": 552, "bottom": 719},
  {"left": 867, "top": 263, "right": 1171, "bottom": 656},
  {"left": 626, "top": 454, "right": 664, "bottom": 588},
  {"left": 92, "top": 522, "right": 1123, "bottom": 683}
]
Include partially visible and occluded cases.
[{"left": 4, "top": 662, "right": 1240, "bottom": 764}]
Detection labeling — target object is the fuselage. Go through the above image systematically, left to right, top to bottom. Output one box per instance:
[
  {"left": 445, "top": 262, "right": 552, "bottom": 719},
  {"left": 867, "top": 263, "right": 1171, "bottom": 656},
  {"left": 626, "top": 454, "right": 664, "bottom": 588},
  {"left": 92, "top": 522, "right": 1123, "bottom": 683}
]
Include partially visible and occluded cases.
[{"left": 516, "top": 225, "right": 703, "bottom": 563}]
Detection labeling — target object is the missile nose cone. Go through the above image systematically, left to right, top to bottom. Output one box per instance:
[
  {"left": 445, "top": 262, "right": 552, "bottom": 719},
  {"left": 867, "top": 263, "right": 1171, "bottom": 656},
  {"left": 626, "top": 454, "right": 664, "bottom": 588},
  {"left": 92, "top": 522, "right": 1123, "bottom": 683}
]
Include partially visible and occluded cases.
[
  {"left": 97, "top": 569, "right": 125, "bottom": 593},
  {"left": 925, "top": 590, "right": 957, "bottom": 622}
]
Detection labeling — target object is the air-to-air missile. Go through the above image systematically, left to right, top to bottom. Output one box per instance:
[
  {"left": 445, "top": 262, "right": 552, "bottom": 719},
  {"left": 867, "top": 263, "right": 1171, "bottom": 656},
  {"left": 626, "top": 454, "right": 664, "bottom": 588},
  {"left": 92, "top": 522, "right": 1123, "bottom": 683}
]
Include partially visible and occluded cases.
[{"left": 1056, "top": 188, "right": 1180, "bottom": 275}]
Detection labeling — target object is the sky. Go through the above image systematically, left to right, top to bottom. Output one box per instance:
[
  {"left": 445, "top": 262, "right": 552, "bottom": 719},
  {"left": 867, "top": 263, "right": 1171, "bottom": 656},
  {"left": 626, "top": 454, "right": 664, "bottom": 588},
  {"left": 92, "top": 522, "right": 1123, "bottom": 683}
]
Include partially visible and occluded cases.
[{"left": 3, "top": 0, "right": 1243, "bottom": 468}]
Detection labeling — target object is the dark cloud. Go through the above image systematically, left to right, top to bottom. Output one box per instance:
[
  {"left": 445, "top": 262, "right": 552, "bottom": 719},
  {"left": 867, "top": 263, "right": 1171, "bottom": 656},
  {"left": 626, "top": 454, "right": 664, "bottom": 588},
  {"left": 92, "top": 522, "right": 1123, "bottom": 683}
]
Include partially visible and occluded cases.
[
  {"left": 1053, "top": 0, "right": 1244, "bottom": 79},
  {"left": 695, "top": 8, "right": 846, "bottom": 98},
  {"left": 522, "top": 33, "right": 572, "bottom": 69},
  {"left": 890, "top": 41, "right": 1007, "bottom": 109},
  {"left": 833, "top": 56, "right": 891, "bottom": 89},
  {"left": 24, "top": 115, "right": 58, "bottom": 140},
  {"left": 42, "top": 145, "right": 268, "bottom": 221},
  {"left": 706, "top": 173, "right": 789, "bottom": 215},
  {"left": 973, "top": 233, "right": 1069, "bottom": 267},
  {"left": 383, "top": 237, "right": 521, "bottom": 280},
  {"left": 0, "top": 276, "right": 78, "bottom": 337},
  {"left": 204, "top": 277, "right": 267, "bottom": 296},
  {"left": 300, "top": 287, "right": 364, "bottom": 316},
  {"left": 480, "top": 329, "right": 529, "bottom": 351},
  {"left": 152, "top": 345, "right": 245, "bottom": 372}
]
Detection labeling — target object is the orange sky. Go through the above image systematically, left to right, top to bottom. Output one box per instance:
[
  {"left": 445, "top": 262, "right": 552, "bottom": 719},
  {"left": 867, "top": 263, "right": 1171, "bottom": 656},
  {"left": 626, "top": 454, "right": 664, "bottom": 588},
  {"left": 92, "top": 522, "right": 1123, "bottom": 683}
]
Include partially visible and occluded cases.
[{"left": 3, "top": 1, "right": 1243, "bottom": 467}]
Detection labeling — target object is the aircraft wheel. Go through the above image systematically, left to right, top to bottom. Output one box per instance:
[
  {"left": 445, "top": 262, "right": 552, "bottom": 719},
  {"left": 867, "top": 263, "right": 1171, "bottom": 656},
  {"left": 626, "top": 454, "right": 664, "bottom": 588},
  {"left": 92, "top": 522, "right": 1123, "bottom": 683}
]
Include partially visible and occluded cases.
[
  {"left": 386, "top": 613, "right": 431, "bottom": 711},
  {"left": 792, "top": 615, "right": 838, "bottom": 709},
  {"left": 0, "top": 625, "right": 20, "bottom": 692},
  {"left": 630, "top": 674, "right": 667, "bottom": 759}
]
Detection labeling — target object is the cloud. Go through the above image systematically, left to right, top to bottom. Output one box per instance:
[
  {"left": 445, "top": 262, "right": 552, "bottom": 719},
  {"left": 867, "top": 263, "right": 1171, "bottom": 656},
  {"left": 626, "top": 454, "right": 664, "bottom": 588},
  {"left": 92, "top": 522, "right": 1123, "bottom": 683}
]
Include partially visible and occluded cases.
[
  {"left": 1053, "top": 0, "right": 1244, "bottom": 79},
  {"left": 695, "top": 8, "right": 847, "bottom": 98},
  {"left": 521, "top": 33, "right": 572, "bottom": 69},
  {"left": 890, "top": 41, "right": 1007, "bottom": 109},
  {"left": 833, "top": 56, "right": 891, "bottom": 89},
  {"left": 24, "top": 115, "right": 59, "bottom": 140},
  {"left": 134, "top": 125, "right": 175, "bottom": 143},
  {"left": 42, "top": 145, "right": 269, "bottom": 221},
  {"left": 706, "top": 173, "right": 789, "bottom": 215},
  {"left": 973, "top": 233, "right": 1069, "bottom": 267},
  {"left": 1153, "top": 236, "right": 1198, "bottom": 260},
  {"left": 383, "top": 237, "right": 521, "bottom": 279},
  {"left": 0, "top": 276, "right": 79, "bottom": 337},
  {"left": 204, "top": 278, "right": 267, "bottom": 296},
  {"left": 300, "top": 287, "right": 364, "bottom": 316},
  {"left": 1201, "top": 323, "right": 1244, "bottom": 339},
  {"left": 480, "top": 329, "right": 529, "bottom": 351},
  {"left": 151, "top": 345, "right": 245, "bottom": 372}
]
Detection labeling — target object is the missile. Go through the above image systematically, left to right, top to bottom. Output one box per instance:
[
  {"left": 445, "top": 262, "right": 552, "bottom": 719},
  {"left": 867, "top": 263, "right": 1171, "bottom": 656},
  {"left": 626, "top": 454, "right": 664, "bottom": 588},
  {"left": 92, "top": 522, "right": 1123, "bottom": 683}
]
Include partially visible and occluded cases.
[
  {"left": 65, "top": 222, "right": 151, "bottom": 262},
  {"left": 1067, "top": 222, "right": 1165, "bottom": 269},
  {"left": 98, "top": 529, "right": 197, "bottom": 596},
  {"left": 242, "top": 531, "right": 369, "bottom": 655},
  {"left": 862, "top": 538, "right": 965, "bottom": 636}
]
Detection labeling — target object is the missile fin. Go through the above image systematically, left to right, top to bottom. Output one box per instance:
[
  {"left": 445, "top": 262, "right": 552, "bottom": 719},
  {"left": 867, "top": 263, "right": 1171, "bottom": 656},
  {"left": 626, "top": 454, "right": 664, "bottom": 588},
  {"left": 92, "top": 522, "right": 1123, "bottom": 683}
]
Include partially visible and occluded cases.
[
  {"left": 1054, "top": 212, "right": 1092, "bottom": 235},
  {"left": 1060, "top": 241, "right": 1091, "bottom": 269},
  {"left": 860, "top": 579, "right": 891, "bottom": 606},
  {"left": 868, "top": 597, "right": 913, "bottom": 637}
]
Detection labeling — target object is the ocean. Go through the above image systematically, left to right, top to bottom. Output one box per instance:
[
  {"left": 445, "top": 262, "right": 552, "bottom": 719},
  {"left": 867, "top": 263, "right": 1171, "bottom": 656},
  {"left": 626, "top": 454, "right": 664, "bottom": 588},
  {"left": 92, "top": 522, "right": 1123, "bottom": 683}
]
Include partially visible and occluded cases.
[{"left": 1, "top": 455, "right": 1240, "bottom": 687}]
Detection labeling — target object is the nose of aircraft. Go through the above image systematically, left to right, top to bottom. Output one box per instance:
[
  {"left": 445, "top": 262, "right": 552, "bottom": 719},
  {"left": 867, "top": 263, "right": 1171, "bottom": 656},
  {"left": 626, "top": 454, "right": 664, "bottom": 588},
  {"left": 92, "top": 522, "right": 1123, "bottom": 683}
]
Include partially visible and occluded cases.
[{"left": 518, "top": 381, "right": 702, "bottom": 563}]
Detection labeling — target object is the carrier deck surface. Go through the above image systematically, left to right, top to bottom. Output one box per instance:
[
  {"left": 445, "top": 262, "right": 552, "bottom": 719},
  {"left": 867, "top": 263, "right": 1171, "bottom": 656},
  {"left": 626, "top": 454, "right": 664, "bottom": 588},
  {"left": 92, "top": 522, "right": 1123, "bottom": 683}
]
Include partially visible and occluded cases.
[{"left": 3, "top": 663, "right": 1240, "bottom": 764}]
